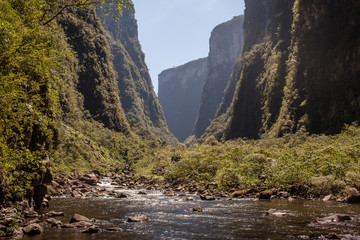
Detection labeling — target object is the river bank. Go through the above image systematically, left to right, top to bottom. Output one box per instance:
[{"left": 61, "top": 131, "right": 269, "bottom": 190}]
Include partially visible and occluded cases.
[{"left": 2, "top": 167, "right": 360, "bottom": 239}]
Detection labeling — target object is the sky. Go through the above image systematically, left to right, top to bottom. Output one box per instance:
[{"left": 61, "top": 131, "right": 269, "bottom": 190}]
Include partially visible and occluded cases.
[{"left": 131, "top": 0, "right": 245, "bottom": 94}]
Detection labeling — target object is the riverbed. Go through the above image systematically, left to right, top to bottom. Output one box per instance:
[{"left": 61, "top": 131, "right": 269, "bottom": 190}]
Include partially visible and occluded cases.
[{"left": 24, "top": 179, "right": 360, "bottom": 239}]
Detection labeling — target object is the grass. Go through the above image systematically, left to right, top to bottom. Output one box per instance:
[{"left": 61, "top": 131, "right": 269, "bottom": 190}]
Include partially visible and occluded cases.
[{"left": 134, "top": 124, "right": 360, "bottom": 198}]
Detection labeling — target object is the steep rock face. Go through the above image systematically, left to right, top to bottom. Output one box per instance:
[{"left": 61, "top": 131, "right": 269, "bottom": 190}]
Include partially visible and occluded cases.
[
  {"left": 225, "top": 0, "right": 360, "bottom": 140},
  {"left": 273, "top": 0, "right": 360, "bottom": 136},
  {"left": 97, "top": 5, "right": 177, "bottom": 144},
  {"left": 58, "top": 6, "right": 129, "bottom": 133},
  {"left": 192, "top": 16, "right": 244, "bottom": 138},
  {"left": 158, "top": 58, "right": 208, "bottom": 142}
]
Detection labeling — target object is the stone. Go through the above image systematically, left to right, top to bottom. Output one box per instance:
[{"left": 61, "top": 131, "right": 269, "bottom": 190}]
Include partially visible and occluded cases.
[
  {"left": 79, "top": 174, "right": 98, "bottom": 185},
  {"left": 138, "top": 190, "right": 147, "bottom": 195},
  {"left": 164, "top": 190, "right": 176, "bottom": 196},
  {"left": 230, "top": 190, "right": 247, "bottom": 198},
  {"left": 259, "top": 190, "right": 273, "bottom": 200},
  {"left": 116, "top": 192, "right": 128, "bottom": 198},
  {"left": 200, "top": 194, "right": 215, "bottom": 201},
  {"left": 322, "top": 194, "right": 334, "bottom": 201},
  {"left": 345, "top": 194, "right": 360, "bottom": 203},
  {"left": 186, "top": 196, "right": 196, "bottom": 201},
  {"left": 42, "top": 198, "right": 49, "bottom": 208},
  {"left": 192, "top": 206, "right": 203, "bottom": 212},
  {"left": 266, "top": 209, "right": 288, "bottom": 217},
  {"left": 25, "top": 210, "right": 38, "bottom": 218},
  {"left": 45, "top": 211, "right": 64, "bottom": 217},
  {"left": 70, "top": 214, "right": 90, "bottom": 223},
  {"left": 127, "top": 215, "right": 149, "bottom": 223},
  {"left": 319, "top": 215, "right": 352, "bottom": 222},
  {"left": 46, "top": 218, "right": 62, "bottom": 227},
  {"left": 23, "top": 223, "right": 44, "bottom": 235},
  {"left": 81, "top": 225, "right": 102, "bottom": 233},
  {"left": 106, "top": 227, "right": 123, "bottom": 232},
  {"left": 13, "top": 228, "right": 24, "bottom": 239},
  {"left": 324, "top": 233, "right": 342, "bottom": 239}
]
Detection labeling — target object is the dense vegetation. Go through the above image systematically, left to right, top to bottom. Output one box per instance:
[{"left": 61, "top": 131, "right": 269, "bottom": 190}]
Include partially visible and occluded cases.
[
  {"left": 0, "top": 0, "right": 166, "bottom": 207},
  {"left": 98, "top": 5, "right": 177, "bottom": 144},
  {"left": 136, "top": 124, "right": 360, "bottom": 198}
]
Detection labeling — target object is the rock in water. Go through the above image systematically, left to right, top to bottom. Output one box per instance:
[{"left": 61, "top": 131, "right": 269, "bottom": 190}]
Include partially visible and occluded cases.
[
  {"left": 70, "top": 213, "right": 90, "bottom": 223},
  {"left": 127, "top": 215, "right": 149, "bottom": 223},
  {"left": 23, "top": 224, "right": 44, "bottom": 235}
]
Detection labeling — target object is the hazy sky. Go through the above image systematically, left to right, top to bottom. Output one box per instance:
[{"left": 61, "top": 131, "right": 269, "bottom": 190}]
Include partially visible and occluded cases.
[{"left": 132, "top": 0, "right": 245, "bottom": 93}]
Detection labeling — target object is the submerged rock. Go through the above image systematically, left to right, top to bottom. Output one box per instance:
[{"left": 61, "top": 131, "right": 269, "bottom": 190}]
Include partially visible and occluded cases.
[
  {"left": 265, "top": 209, "right": 288, "bottom": 217},
  {"left": 45, "top": 211, "right": 64, "bottom": 217},
  {"left": 127, "top": 215, "right": 149, "bottom": 223},
  {"left": 318, "top": 215, "right": 352, "bottom": 222},
  {"left": 81, "top": 225, "right": 101, "bottom": 234}
]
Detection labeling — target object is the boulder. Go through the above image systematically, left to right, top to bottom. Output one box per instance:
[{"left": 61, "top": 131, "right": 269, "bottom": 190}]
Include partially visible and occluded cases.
[
  {"left": 138, "top": 191, "right": 147, "bottom": 195},
  {"left": 345, "top": 194, "right": 360, "bottom": 203},
  {"left": 70, "top": 214, "right": 90, "bottom": 223},
  {"left": 127, "top": 215, "right": 149, "bottom": 223},
  {"left": 46, "top": 218, "right": 62, "bottom": 227},
  {"left": 23, "top": 223, "right": 43, "bottom": 235}
]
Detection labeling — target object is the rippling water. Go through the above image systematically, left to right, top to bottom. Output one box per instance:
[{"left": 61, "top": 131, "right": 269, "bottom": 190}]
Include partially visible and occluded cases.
[{"left": 24, "top": 179, "right": 360, "bottom": 240}]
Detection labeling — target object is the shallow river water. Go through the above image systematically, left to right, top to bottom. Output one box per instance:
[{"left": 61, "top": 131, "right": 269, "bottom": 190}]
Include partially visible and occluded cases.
[{"left": 24, "top": 179, "right": 360, "bottom": 240}]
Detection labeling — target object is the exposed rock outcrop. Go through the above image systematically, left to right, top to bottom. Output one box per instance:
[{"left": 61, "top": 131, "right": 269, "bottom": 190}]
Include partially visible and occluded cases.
[
  {"left": 224, "top": 0, "right": 360, "bottom": 140},
  {"left": 97, "top": 5, "right": 177, "bottom": 144},
  {"left": 192, "top": 15, "right": 244, "bottom": 138},
  {"left": 158, "top": 58, "right": 208, "bottom": 142}
]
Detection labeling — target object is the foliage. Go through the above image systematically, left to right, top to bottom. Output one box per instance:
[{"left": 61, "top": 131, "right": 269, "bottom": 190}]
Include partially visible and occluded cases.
[
  {"left": 0, "top": 0, "right": 65, "bottom": 202},
  {"left": 135, "top": 124, "right": 360, "bottom": 196}
]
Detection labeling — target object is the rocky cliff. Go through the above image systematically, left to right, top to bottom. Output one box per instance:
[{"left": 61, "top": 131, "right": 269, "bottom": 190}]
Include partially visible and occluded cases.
[
  {"left": 224, "top": 0, "right": 360, "bottom": 140},
  {"left": 97, "top": 5, "right": 177, "bottom": 144},
  {"left": 192, "top": 15, "right": 244, "bottom": 138},
  {"left": 158, "top": 58, "right": 208, "bottom": 142}
]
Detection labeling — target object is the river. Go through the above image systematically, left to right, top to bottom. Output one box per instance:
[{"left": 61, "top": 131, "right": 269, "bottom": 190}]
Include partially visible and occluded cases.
[{"left": 23, "top": 178, "right": 360, "bottom": 239}]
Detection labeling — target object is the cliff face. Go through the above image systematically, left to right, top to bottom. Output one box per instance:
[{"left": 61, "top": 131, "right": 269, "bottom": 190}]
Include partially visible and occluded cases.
[
  {"left": 224, "top": 0, "right": 360, "bottom": 140},
  {"left": 58, "top": 6, "right": 130, "bottom": 133},
  {"left": 97, "top": 6, "right": 177, "bottom": 144},
  {"left": 192, "top": 16, "right": 244, "bottom": 138},
  {"left": 158, "top": 58, "right": 208, "bottom": 142}
]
